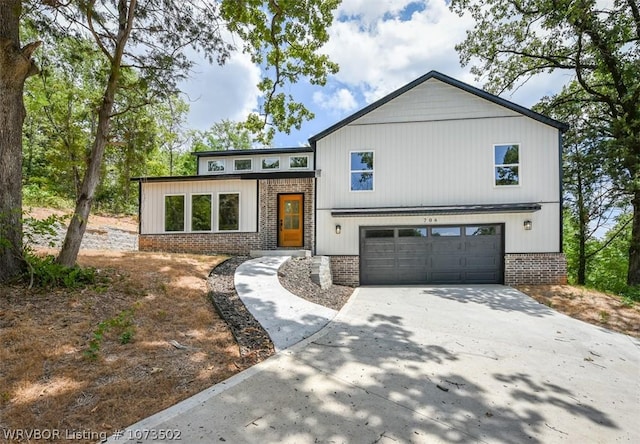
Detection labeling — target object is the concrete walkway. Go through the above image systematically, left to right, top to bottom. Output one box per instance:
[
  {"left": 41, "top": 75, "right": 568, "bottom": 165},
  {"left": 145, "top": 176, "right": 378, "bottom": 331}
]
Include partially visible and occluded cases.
[
  {"left": 234, "top": 256, "right": 337, "bottom": 351},
  {"left": 108, "top": 285, "right": 640, "bottom": 443}
]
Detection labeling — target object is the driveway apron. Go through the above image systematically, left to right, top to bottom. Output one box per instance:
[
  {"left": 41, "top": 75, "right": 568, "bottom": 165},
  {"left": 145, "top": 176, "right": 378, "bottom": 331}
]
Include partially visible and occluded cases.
[{"left": 109, "top": 285, "right": 640, "bottom": 443}]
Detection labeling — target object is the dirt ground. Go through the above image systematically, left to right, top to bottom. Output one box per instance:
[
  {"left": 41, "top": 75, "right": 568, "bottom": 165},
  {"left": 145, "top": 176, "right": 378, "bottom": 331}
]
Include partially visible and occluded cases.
[
  {"left": 0, "top": 251, "right": 245, "bottom": 443},
  {"left": 517, "top": 285, "right": 640, "bottom": 338}
]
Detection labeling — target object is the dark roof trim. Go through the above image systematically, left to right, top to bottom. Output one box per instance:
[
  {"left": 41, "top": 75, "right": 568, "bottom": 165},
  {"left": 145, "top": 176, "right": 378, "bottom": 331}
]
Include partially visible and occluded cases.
[
  {"left": 309, "top": 71, "right": 568, "bottom": 143},
  {"left": 192, "top": 147, "right": 314, "bottom": 157},
  {"left": 132, "top": 171, "right": 317, "bottom": 183},
  {"left": 331, "top": 203, "right": 542, "bottom": 217}
]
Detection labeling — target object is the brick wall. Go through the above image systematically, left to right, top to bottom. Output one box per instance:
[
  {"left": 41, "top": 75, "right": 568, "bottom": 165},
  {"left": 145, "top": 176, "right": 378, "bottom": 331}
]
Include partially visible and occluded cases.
[
  {"left": 258, "top": 178, "right": 315, "bottom": 251},
  {"left": 139, "top": 232, "right": 261, "bottom": 255},
  {"left": 504, "top": 253, "right": 567, "bottom": 285},
  {"left": 329, "top": 255, "right": 360, "bottom": 287}
]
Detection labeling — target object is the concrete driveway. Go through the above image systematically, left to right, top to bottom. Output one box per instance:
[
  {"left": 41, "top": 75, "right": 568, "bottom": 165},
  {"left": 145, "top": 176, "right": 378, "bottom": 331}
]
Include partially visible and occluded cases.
[{"left": 112, "top": 286, "right": 640, "bottom": 443}]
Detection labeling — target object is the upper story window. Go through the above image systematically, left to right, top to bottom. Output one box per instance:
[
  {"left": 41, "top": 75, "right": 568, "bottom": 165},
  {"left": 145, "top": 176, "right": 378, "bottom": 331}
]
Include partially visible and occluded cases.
[
  {"left": 494, "top": 144, "right": 519, "bottom": 186},
  {"left": 350, "top": 151, "right": 374, "bottom": 191},
  {"left": 289, "top": 155, "right": 309, "bottom": 169},
  {"left": 262, "top": 157, "right": 280, "bottom": 170},
  {"left": 234, "top": 158, "right": 252, "bottom": 171},
  {"left": 207, "top": 159, "right": 225, "bottom": 172}
]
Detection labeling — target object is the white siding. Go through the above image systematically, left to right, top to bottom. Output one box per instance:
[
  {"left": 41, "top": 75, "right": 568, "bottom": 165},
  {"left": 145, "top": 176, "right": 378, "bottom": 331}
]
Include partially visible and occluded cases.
[
  {"left": 315, "top": 77, "right": 562, "bottom": 256},
  {"left": 355, "top": 79, "right": 520, "bottom": 125},
  {"left": 316, "top": 116, "right": 559, "bottom": 209},
  {"left": 198, "top": 153, "right": 314, "bottom": 176},
  {"left": 140, "top": 180, "right": 257, "bottom": 234},
  {"left": 317, "top": 203, "right": 560, "bottom": 255}
]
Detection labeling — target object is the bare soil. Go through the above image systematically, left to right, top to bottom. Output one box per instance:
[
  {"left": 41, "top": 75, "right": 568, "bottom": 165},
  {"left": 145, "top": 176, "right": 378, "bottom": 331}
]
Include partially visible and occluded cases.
[
  {"left": 0, "top": 251, "right": 244, "bottom": 443},
  {"left": 517, "top": 285, "right": 640, "bottom": 338}
]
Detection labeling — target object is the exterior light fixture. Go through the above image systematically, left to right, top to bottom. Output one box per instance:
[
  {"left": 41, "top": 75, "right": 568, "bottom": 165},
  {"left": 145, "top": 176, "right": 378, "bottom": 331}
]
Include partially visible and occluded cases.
[
  {"left": 524, "top": 220, "right": 532, "bottom": 231},
  {"left": 335, "top": 224, "right": 341, "bottom": 234}
]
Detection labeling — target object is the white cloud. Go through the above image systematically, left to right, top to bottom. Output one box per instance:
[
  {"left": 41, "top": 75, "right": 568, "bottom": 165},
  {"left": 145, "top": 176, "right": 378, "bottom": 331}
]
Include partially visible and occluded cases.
[
  {"left": 323, "top": 0, "right": 476, "bottom": 104},
  {"left": 180, "top": 49, "right": 261, "bottom": 131},
  {"left": 313, "top": 88, "right": 358, "bottom": 113}
]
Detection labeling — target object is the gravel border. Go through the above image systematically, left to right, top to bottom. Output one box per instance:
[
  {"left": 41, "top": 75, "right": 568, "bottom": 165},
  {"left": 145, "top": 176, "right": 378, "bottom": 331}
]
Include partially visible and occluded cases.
[{"left": 208, "top": 256, "right": 354, "bottom": 361}]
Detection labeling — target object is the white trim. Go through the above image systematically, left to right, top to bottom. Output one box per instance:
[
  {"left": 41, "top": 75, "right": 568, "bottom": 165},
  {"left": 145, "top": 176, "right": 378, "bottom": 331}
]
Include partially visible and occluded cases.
[
  {"left": 493, "top": 143, "right": 521, "bottom": 187},
  {"left": 349, "top": 150, "right": 375, "bottom": 192},
  {"left": 289, "top": 155, "right": 309, "bottom": 170},
  {"left": 261, "top": 157, "right": 280, "bottom": 170},
  {"left": 233, "top": 158, "right": 253, "bottom": 172},
  {"left": 207, "top": 159, "right": 225, "bottom": 173},
  {"left": 217, "top": 192, "right": 241, "bottom": 232},
  {"left": 163, "top": 193, "right": 186, "bottom": 233},
  {"left": 190, "top": 193, "right": 213, "bottom": 232}
]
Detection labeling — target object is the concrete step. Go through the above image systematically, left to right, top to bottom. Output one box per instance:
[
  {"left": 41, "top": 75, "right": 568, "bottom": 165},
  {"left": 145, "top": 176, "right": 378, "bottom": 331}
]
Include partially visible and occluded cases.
[{"left": 250, "top": 249, "right": 311, "bottom": 258}]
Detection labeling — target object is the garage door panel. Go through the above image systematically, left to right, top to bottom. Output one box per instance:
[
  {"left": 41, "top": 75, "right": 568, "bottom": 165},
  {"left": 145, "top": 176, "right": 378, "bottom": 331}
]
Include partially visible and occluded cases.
[{"left": 361, "top": 224, "right": 503, "bottom": 285}]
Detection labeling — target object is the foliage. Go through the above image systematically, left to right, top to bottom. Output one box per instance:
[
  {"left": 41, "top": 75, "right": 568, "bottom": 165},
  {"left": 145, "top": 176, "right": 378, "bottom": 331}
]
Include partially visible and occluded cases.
[
  {"left": 451, "top": 0, "right": 640, "bottom": 284},
  {"left": 22, "top": 183, "right": 73, "bottom": 209},
  {"left": 566, "top": 211, "right": 639, "bottom": 302},
  {"left": 23, "top": 254, "right": 96, "bottom": 289},
  {"left": 84, "top": 309, "right": 136, "bottom": 361}
]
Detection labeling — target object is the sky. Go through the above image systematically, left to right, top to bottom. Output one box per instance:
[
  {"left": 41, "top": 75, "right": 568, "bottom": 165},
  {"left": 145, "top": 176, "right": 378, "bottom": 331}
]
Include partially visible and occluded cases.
[{"left": 180, "top": 0, "right": 572, "bottom": 148}]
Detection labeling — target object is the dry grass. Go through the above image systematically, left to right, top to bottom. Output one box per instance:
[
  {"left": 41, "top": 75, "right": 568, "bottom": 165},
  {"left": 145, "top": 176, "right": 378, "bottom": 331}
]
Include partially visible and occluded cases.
[
  {"left": 0, "top": 251, "right": 247, "bottom": 442},
  {"left": 517, "top": 285, "right": 640, "bottom": 338}
]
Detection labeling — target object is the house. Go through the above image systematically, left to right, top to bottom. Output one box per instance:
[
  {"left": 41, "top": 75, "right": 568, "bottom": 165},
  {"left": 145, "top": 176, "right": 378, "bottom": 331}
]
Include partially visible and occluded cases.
[{"left": 135, "top": 71, "right": 568, "bottom": 287}]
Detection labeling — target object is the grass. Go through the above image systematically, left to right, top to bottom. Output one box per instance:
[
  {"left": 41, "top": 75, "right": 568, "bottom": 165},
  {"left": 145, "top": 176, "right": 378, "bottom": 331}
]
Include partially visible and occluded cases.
[{"left": 0, "top": 251, "right": 248, "bottom": 441}]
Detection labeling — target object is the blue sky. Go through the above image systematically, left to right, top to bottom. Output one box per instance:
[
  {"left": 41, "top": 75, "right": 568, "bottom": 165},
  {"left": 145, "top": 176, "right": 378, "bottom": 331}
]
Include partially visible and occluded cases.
[{"left": 180, "top": 0, "right": 572, "bottom": 148}]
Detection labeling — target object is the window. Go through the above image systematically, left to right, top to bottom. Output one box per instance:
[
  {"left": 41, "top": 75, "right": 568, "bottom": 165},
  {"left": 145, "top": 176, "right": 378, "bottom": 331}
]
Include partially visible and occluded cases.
[
  {"left": 494, "top": 144, "right": 519, "bottom": 186},
  {"left": 350, "top": 151, "right": 374, "bottom": 191},
  {"left": 289, "top": 155, "right": 309, "bottom": 169},
  {"left": 261, "top": 157, "right": 280, "bottom": 170},
  {"left": 234, "top": 159, "right": 252, "bottom": 171},
  {"left": 207, "top": 160, "right": 225, "bottom": 172},
  {"left": 218, "top": 193, "right": 239, "bottom": 231},
  {"left": 191, "top": 194, "right": 212, "bottom": 231},
  {"left": 164, "top": 195, "right": 185, "bottom": 232},
  {"left": 465, "top": 226, "right": 497, "bottom": 236},
  {"left": 431, "top": 227, "right": 461, "bottom": 237},
  {"left": 399, "top": 228, "right": 427, "bottom": 237},
  {"left": 365, "top": 229, "right": 394, "bottom": 238}
]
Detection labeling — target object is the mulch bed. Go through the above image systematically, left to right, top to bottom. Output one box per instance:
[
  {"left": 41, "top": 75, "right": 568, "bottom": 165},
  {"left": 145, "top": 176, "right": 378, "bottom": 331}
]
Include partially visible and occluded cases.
[{"left": 208, "top": 257, "right": 275, "bottom": 365}]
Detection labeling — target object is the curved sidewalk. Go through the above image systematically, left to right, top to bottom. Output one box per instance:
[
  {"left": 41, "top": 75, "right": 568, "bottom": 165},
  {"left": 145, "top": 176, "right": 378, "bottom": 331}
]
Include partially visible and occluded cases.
[{"left": 234, "top": 256, "right": 337, "bottom": 351}]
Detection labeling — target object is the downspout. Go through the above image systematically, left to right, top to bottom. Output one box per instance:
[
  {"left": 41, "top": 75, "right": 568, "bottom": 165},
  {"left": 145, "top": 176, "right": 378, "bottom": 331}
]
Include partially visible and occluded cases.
[
  {"left": 558, "top": 130, "right": 564, "bottom": 253},
  {"left": 312, "top": 140, "right": 318, "bottom": 256}
]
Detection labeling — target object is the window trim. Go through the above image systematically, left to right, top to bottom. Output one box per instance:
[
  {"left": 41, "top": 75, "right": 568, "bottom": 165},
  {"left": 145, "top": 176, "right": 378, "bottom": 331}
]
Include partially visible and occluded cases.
[
  {"left": 493, "top": 143, "right": 520, "bottom": 187},
  {"left": 349, "top": 150, "right": 375, "bottom": 192},
  {"left": 289, "top": 155, "right": 309, "bottom": 170},
  {"left": 261, "top": 157, "right": 280, "bottom": 170},
  {"left": 233, "top": 158, "right": 253, "bottom": 172},
  {"left": 207, "top": 159, "right": 225, "bottom": 173},
  {"left": 217, "top": 192, "right": 241, "bottom": 232},
  {"left": 163, "top": 193, "right": 186, "bottom": 233},
  {"left": 190, "top": 193, "right": 213, "bottom": 232}
]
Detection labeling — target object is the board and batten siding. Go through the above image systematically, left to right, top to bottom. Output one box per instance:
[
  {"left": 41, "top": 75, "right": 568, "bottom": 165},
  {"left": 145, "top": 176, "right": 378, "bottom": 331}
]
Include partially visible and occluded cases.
[
  {"left": 355, "top": 79, "right": 521, "bottom": 125},
  {"left": 316, "top": 116, "right": 560, "bottom": 209},
  {"left": 140, "top": 179, "right": 257, "bottom": 234},
  {"left": 317, "top": 203, "right": 559, "bottom": 256}
]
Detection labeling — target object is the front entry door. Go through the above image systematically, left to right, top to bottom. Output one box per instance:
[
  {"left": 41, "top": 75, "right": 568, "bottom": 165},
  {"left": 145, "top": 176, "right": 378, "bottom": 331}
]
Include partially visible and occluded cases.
[{"left": 278, "top": 194, "right": 303, "bottom": 247}]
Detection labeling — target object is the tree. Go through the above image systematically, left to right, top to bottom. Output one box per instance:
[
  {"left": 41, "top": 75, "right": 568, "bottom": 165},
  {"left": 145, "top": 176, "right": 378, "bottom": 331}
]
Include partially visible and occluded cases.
[
  {"left": 19, "top": 0, "right": 339, "bottom": 268},
  {"left": 451, "top": 0, "right": 640, "bottom": 285},
  {"left": 0, "top": 1, "right": 41, "bottom": 281},
  {"left": 536, "top": 82, "right": 625, "bottom": 284}
]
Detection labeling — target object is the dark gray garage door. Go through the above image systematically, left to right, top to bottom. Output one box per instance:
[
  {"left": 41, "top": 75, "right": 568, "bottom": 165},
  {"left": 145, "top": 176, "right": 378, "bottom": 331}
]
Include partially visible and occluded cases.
[{"left": 360, "top": 225, "right": 503, "bottom": 285}]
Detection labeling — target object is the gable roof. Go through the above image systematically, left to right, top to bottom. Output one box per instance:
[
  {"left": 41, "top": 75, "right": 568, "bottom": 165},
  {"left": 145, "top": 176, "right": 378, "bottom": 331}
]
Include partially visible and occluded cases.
[{"left": 309, "top": 71, "right": 568, "bottom": 144}]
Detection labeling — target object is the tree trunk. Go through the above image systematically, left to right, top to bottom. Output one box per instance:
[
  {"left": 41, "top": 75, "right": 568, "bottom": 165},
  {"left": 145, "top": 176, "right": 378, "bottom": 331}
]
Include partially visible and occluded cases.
[
  {"left": 56, "top": 0, "right": 135, "bottom": 267},
  {"left": 0, "top": 1, "right": 40, "bottom": 282},
  {"left": 628, "top": 190, "right": 640, "bottom": 286}
]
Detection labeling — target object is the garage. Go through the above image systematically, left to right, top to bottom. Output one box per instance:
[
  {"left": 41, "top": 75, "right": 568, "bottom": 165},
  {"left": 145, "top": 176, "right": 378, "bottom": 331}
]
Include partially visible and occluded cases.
[{"left": 360, "top": 224, "right": 503, "bottom": 285}]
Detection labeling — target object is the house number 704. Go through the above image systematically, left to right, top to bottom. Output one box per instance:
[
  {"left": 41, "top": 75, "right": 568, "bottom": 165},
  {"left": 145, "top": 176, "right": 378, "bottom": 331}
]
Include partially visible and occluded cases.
[{"left": 424, "top": 218, "right": 438, "bottom": 223}]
